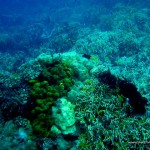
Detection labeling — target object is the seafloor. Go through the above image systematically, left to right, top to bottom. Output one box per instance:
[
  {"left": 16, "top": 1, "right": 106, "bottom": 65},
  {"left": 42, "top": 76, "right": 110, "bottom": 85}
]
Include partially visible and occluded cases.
[{"left": 0, "top": 0, "right": 150, "bottom": 149}]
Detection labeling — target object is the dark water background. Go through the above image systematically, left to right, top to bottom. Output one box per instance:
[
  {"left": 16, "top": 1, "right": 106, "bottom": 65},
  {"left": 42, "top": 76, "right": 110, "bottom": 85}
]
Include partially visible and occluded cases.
[{"left": 0, "top": 0, "right": 149, "bottom": 54}]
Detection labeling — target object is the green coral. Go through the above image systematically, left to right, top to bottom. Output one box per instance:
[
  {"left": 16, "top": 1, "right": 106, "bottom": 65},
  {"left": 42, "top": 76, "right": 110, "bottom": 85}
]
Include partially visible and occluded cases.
[{"left": 29, "top": 57, "right": 74, "bottom": 138}]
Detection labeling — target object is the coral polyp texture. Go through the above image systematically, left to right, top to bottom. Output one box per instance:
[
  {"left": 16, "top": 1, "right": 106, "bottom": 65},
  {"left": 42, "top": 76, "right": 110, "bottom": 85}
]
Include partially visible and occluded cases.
[{"left": 29, "top": 55, "right": 74, "bottom": 138}]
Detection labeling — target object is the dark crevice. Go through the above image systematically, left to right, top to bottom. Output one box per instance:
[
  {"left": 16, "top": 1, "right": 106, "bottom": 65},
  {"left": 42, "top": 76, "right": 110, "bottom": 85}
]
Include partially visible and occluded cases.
[{"left": 97, "top": 71, "right": 147, "bottom": 115}]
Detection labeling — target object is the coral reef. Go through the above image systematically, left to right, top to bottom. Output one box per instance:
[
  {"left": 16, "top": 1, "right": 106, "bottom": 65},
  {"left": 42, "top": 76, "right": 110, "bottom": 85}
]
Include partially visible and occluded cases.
[
  {"left": 0, "top": 1, "right": 150, "bottom": 149},
  {"left": 48, "top": 23, "right": 79, "bottom": 53},
  {"left": 29, "top": 55, "right": 74, "bottom": 138},
  {"left": 97, "top": 71, "right": 148, "bottom": 114},
  {"left": 51, "top": 97, "right": 76, "bottom": 135},
  {"left": 0, "top": 120, "right": 36, "bottom": 150}
]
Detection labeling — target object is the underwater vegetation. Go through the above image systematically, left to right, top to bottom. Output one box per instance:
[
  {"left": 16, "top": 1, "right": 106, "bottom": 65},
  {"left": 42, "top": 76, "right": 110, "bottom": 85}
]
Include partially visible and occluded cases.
[{"left": 29, "top": 57, "right": 74, "bottom": 138}]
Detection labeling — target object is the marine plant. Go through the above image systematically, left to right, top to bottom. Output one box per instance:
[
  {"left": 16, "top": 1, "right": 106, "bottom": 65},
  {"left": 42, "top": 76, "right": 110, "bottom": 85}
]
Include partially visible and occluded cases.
[{"left": 29, "top": 57, "right": 74, "bottom": 138}]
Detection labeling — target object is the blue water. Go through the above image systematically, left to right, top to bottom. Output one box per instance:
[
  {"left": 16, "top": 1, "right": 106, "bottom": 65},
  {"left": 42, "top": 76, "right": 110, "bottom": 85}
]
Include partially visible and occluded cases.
[
  {"left": 0, "top": 0, "right": 150, "bottom": 149},
  {"left": 0, "top": 0, "right": 149, "bottom": 54}
]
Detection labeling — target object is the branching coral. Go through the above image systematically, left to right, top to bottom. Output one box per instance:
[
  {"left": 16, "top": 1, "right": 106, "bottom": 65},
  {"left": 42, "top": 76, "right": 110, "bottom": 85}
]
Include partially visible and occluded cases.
[{"left": 74, "top": 73, "right": 150, "bottom": 149}]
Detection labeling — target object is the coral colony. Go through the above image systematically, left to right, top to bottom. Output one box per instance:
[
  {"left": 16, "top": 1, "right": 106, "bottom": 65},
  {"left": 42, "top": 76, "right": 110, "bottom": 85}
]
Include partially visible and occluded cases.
[{"left": 0, "top": 0, "right": 150, "bottom": 149}]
